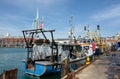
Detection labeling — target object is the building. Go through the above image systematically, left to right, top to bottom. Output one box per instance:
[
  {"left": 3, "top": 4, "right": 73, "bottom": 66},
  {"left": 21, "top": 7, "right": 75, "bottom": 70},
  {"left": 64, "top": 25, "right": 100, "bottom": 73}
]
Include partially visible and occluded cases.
[
  {"left": 0, "top": 36, "right": 25, "bottom": 48},
  {"left": 101, "top": 36, "right": 116, "bottom": 44},
  {"left": 0, "top": 37, "right": 2, "bottom": 47}
]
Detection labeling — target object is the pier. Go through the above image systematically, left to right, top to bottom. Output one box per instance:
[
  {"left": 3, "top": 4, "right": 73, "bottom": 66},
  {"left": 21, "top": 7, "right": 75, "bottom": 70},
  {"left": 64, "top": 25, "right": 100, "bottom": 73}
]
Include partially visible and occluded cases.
[{"left": 62, "top": 51, "right": 120, "bottom": 79}]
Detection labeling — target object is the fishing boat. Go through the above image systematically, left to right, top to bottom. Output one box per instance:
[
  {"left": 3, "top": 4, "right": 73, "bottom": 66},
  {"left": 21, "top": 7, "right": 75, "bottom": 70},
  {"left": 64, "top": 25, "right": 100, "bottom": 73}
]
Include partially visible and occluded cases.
[
  {"left": 21, "top": 12, "right": 95, "bottom": 76},
  {"left": 21, "top": 28, "right": 95, "bottom": 76},
  {"left": 22, "top": 29, "right": 61, "bottom": 76}
]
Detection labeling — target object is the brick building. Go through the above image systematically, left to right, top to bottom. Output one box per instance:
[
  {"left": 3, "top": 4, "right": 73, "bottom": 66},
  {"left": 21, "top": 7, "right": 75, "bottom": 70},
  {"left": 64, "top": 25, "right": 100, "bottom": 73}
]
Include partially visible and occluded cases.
[{"left": 0, "top": 36, "right": 25, "bottom": 48}]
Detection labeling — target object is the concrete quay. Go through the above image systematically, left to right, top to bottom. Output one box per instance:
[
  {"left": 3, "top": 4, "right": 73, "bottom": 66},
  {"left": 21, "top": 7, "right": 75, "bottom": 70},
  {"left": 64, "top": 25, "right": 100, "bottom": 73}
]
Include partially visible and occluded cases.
[{"left": 75, "top": 52, "right": 120, "bottom": 79}]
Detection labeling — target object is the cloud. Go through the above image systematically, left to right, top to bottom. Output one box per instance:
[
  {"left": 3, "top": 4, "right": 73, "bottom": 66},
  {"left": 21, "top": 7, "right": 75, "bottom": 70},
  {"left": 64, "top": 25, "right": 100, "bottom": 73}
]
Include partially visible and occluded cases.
[
  {"left": 2, "top": 0, "right": 65, "bottom": 10},
  {"left": 35, "top": 0, "right": 61, "bottom": 5},
  {"left": 90, "top": 4, "right": 120, "bottom": 36},
  {"left": 91, "top": 4, "right": 120, "bottom": 21},
  {"left": 0, "top": 12, "right": 34, "bottom": 28},
  {"left": 0, "top": 14, "right": 33, "bottom": 36},
  {"left": 0, "top": 14, "right": 30, "bottom": 22},
  {"left": 0, "top": 23, "right": 22, "bottom": 36}
]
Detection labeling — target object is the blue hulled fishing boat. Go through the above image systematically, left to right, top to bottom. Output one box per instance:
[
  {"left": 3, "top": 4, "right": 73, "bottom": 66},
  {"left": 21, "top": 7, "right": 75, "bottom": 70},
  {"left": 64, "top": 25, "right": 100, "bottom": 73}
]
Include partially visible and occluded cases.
[
  {"left": 21, "top": 28, "right": 91, "bottom": 76},
  {"left": 22, "top": 29, "right": 62, "bottom": 76}
]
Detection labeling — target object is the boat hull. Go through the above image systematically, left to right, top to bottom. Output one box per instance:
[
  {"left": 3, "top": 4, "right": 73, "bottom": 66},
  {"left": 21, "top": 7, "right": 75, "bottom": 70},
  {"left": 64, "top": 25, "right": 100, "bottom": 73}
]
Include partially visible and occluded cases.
[
  {"left": 22, "top": 56, "right": 88, "bottom": 76},
  {"left": 22, "top": 61, "right": 61, "bottom": 76}
]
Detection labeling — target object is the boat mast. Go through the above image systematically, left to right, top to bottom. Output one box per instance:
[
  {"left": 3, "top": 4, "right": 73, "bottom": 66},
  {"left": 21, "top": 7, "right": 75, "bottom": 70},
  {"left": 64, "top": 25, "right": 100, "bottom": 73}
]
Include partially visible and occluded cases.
[
  {"left": 35, "top": 8, "right": 39, "bottom": 34},
  {"left": 68, "top": 16, "right": 74, "bottom": 43},
  {"left": 84, "top": 25, "right": 90, "bottom": 43},
  {"left": 97, "top": 25, "right": 101, "bottom": 44}
]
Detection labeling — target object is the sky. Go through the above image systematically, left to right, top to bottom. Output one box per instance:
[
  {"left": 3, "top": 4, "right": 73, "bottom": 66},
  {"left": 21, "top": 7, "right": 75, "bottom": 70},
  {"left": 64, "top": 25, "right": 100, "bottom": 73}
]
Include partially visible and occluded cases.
[{"left": 0, "top": 0, "right": 120, "bottom": 39}]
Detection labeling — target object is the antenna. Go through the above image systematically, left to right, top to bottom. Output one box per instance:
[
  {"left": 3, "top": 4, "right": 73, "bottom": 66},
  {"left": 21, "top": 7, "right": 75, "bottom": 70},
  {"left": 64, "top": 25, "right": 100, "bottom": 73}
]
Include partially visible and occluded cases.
[
  {"left": 69, "top": 16, "right": 74, "bottom": 38},
  {"left": 84, "top": 24, "right": 89, "bottom": 38}
]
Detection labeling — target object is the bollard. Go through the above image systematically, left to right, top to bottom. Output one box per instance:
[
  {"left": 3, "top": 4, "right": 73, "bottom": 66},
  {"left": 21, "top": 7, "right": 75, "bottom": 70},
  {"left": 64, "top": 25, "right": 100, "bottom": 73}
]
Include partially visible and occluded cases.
[{"left": 86, "top": 56, "right": 90, "bottom": 65}]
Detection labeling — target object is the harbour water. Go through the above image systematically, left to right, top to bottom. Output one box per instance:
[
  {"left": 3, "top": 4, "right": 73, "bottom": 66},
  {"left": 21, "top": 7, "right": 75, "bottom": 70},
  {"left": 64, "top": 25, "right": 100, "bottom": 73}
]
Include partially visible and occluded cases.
[{"left": 0, "top": 48, "right": 60, "bottom": 79}]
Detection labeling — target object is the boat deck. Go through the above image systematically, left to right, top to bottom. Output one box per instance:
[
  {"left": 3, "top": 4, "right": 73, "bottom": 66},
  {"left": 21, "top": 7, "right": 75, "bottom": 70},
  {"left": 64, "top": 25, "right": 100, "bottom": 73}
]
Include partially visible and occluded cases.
[{"left": 35, "top": 61, "right": 61, "bottom": 66}]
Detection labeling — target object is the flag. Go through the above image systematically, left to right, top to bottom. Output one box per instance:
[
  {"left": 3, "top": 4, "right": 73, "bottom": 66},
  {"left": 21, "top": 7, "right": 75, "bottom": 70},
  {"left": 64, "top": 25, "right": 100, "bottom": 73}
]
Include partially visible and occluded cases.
[{"left": 40, "top": 17, "right": 44, "bottom": 29}]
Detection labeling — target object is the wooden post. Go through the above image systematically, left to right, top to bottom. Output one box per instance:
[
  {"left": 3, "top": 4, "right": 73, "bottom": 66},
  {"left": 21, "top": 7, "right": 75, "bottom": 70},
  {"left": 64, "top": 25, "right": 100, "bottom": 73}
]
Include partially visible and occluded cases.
[
  {"left": 61, "top": 58, "right": 70, "bottom": 77},
  {"left": 0, "top": 68, "right": 18, "bottom": 79},
  {"left": 65, "top": 72, "right": 79, "bottom": 79}
]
